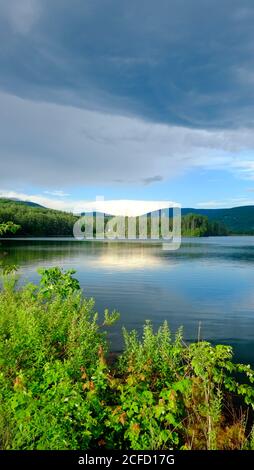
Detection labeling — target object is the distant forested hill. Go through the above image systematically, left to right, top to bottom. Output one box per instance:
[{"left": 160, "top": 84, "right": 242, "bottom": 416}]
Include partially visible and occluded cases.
[
  {"left": 0, "top": 198, "right": 44, "bottom": 208},
  {"left": 1, "top": 198, "right": 254, "bottom": 236},
  {"left": 0, "top": 199, "right": 78, "bottom": 237},
  {"left": 180, "top": 206, "right": 254, "bottom": 234}
]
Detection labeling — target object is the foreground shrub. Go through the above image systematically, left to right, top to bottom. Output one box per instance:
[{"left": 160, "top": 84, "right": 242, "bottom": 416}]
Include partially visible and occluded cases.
[{"left": 0, "top": 268, "right": 254, "bottom": 450}]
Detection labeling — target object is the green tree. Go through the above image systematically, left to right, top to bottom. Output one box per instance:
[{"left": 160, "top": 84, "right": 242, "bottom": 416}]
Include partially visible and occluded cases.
[{"left": 0, "top": 221, "right": 20, "bottom": 236}]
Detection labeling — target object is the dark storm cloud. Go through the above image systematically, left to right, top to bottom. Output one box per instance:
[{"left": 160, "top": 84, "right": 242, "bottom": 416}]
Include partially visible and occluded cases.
[
  {"left": 1, "top": 0, "right": 254, "bottom": 129},
  {"left": 1, "top": 0, "right": 254, "bottom": 192},
  {"left": 143, "top": 176, "right": 163, "bottom": 185}
]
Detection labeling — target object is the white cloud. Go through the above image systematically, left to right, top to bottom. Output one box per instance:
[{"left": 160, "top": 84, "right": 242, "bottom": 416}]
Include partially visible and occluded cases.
[
  {"left": 1, "top": 91, "right": 254, "bottom": 191},
  {"left": 231, "top": 160, "right": 254, "bottom": 180},
  {"left": 2, "top": 189, "right": 254, "bottom": 214},
  {"left": 0, "top": 190, "right": 178, "bottom": 216},
  {"left": 0, "top": 190, "right": 73, "bottom": 211},
  {"left": 44, "top": 190, "right": 70, "bottom": 197},
  {"left": 196, "top": 197, "right": 254, "bottom": 209},
  {"left": 72, "top": 199, "right": 179, "bottom": 216}
]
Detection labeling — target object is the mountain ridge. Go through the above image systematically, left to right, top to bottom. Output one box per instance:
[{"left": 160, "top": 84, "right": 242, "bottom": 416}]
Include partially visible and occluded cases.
[{"left": 1, "top": 198, "right": 254, "bottom": 234}]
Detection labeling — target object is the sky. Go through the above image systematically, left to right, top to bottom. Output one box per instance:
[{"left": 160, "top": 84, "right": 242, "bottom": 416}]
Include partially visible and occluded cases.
[{"left": 1, "top": 0, "right": 254, "bottom": 212}]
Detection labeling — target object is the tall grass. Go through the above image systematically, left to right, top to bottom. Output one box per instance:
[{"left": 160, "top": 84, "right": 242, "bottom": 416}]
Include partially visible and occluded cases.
[{"left": 0, "top": 268, "right": 254, "bottom": 450}]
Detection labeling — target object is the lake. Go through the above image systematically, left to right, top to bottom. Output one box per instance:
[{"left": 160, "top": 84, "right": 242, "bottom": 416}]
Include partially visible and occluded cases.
[{"left": 1, "top": 236, "right": 254, "bottom": 365}]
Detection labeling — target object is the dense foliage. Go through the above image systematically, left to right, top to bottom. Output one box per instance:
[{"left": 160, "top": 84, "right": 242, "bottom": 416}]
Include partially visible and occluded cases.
[
  {"left": 0, "top": 199, "right": 77, "bottom": 237},
  {"left": 0, "top": 199, "right": 228, "bottom": 238},
  {"left": 181, "top": 206, "right": 254, "bottom": 235},
  {"left": 121, "top": 213, "right": 228, "bottom": 237},
  {"left": 180, "top": 213, "right": 228, "bottom": 236},
  {"left": 0, "top": 221, "right": 20, "bottom": 237},
  {"left": 0, "top": 222, "right": 20, "bottom": 275},
  {"left": 0, "top": 267, "right": 254, "bottom": 450}
]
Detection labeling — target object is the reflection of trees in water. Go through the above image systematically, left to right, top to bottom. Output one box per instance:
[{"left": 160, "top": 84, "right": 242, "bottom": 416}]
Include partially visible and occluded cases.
[
  {"left": 1, "top": 239, "right": 254, "bottom": 270},
  {"left": 0, "top": 240, "right": 163, "bottom": 270},
  {"left": 0, "top": 241, "right": 77, "bottom": 267}
]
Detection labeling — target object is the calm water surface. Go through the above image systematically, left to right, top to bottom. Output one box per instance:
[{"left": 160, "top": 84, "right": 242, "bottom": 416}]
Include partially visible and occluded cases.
[{"left": 1, "top": 237, "right": 254, "bottom": 365}]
